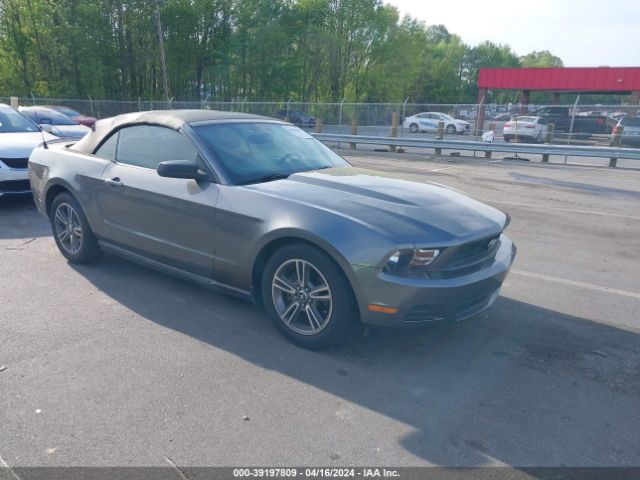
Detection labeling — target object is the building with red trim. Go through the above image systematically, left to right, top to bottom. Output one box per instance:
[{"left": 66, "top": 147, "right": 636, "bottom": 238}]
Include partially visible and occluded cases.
[{"left": 476, "top": 67, "right": 640, "bottom": 128}]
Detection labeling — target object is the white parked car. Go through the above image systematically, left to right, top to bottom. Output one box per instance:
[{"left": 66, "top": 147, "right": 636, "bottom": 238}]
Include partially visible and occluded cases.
[
  {"left": 0, "top": 104, "right": 56, "bottom": 197},
  {"left": 19, "top": 106, "right": 91, "bottom": 138},
  {"left": 403, "top": 112, "right": 470, "bottom": 134},
  {"left": 502, "top": 116, "right": 547, "bottom": 143}
]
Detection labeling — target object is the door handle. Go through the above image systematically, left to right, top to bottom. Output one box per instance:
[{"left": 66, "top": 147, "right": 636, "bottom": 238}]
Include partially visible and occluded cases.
[{"left": 104, "top": 177, "right": 123, "bottom": 187}]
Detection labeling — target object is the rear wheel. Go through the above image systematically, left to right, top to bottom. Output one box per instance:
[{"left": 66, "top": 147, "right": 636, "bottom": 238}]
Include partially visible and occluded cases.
[
  {"left": 409, "top": 123, "right": 419, "bottom": 133},
  {"left": 535, "top": 132, "right": 543, "bottom": 143},
  {"left": 51, "top": 192, "right": 102, "bottom": 263},
  {"left": 262, "top": 244, "right": 356, "bottom": 349}
]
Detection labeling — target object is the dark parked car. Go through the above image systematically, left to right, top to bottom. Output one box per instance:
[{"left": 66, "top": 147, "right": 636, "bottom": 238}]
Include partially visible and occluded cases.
[
  {"left": 43, "top": 105, "right": 97, "bottom": 128},
  {"left": 19, "top": 106, "right": 91, "bottom": 138},
  {"left": 533, "top": 106, "right": 613, "bottom": 136},
  {"left": 272, "top": 109, "right": 316, "bottom": 128},
  {"left": 29, "top": 110, "right": 515, "bottom": 349},
  {"left": 493, "top": 113, "right": 512, "bottom": 122}
]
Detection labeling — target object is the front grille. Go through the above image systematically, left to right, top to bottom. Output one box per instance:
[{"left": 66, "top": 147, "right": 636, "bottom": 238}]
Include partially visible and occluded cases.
[
  {"left": 0, "top": 157, "right": 29, "bottom": 169},
  {"left": 0, "top": 180, "right": 31, "bottom": 193},
  {"left": 432, "top": 235, "right": 501, "bottom": 278}
]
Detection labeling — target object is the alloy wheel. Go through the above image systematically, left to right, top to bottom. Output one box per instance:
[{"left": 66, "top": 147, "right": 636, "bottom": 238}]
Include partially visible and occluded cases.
[
  {"left": 53, "top": 202, "right": 83, "bottom": 255},
  {"left": 271, "top": 259, "right": 333, "bottom": 335}
]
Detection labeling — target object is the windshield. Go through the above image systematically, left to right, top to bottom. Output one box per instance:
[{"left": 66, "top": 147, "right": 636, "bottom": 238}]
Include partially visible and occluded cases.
[
  {"left": 54, "top": 106, "right": 82, "bottom": 117},
  {"left": 0, "top": 108, "right": 40, "bottom": 133},
  {"left": 40, "top": 109, "right": 79, "bottom": 125},
  {"left": 193, "top": 122, "right": 349, "bottom": 184}
]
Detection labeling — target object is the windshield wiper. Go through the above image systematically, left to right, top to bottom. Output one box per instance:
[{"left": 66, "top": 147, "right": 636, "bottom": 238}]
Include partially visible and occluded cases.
[{"left": 237, "top": 173, "right": 291, "bottom": 185}]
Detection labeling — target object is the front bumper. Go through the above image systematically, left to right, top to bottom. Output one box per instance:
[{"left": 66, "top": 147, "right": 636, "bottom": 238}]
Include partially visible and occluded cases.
[
  {"left": 0, "top": 168, "right": 31, "bottom": 197},
  {"left": 357, "top": 234, "right": 516, "bottom": 327}
]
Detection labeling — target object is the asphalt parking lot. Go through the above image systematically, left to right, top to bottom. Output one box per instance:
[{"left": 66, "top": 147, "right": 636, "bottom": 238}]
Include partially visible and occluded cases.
[{"left": 1, "top": 154, "right": 639, "bottom": 469}]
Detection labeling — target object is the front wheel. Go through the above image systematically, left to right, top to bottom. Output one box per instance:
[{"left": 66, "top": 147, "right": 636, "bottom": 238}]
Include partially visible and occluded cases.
[
  {"left": 409, "top": 123, "right": 419, "bottom": 133},
  {"left": 445, "top": 125, "right": 456, "bottom": 134},
  {"left": 50, "top": 192, "right": 102, "bottom": 263},
  {"left": 262, "top": 244, "right": 356, "bottom": 349}
]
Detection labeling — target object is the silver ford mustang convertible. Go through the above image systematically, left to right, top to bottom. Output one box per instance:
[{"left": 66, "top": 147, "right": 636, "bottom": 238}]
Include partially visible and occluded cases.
[{"left": 29, "top": 110, "right": 516, "bottom": 349}]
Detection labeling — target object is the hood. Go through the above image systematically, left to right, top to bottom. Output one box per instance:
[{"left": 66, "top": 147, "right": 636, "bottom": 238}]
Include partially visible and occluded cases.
[
  {"left": 0, "top": 131, "right": 56, "bottom": 157},
  {"left": 244, "top": 167, "right": 507, "bottom": 245}
]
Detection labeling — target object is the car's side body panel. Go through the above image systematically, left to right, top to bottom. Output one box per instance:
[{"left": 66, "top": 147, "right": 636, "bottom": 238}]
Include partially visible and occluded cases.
[
  {"left": 29, "top": 145, "right": 111, "bottom": 228},
  {"left": 96, "top": 162, "right": 219, "bottom": 277}
]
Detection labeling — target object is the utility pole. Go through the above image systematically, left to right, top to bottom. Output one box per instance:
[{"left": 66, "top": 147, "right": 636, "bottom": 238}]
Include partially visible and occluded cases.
[{"left": 155, "top": 0, "right": 170, "bottom": 104}]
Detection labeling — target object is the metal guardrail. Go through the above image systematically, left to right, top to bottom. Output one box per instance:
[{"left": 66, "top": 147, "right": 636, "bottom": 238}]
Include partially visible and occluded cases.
[{"left": 313, "top": 133, "right": 640, "bottom": 161}]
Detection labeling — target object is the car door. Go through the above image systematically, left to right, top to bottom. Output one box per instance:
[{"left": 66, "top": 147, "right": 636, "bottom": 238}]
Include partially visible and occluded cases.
[
  {"left": 413, "top": 114, "right": 429, "bottom": 132},
  {"left": 423, "top": 114, "right": 439, "bottom": 132},
  {"left": 94, "top": 124, "right": 219, "bottom": 278}
]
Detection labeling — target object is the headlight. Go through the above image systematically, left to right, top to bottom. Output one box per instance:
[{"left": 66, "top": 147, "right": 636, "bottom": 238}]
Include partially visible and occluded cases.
[{"left": 384, "top": 248, "right": 440, "bottom": 275}]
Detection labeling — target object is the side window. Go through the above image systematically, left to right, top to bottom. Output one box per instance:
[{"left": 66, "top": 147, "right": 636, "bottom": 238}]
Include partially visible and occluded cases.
[
  {"left": 116, "top": 125, "right": 198, "bottom": 169},
  {"left": 95, "top": 131, "right": 119, "bottom": 160}
]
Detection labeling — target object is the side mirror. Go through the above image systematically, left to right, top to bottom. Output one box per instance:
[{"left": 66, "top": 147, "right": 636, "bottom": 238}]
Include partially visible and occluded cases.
[
  {"left": 40, "top": 124, "right": 53, "bottom": 133},
  {"left": 157, "top": 160, "right": 208, "bottom": 181}
]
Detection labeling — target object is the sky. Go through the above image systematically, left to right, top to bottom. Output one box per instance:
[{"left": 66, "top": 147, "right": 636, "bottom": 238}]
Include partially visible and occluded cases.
[{"left": 385, "top": 0, "right": 640, "bottom": 67}]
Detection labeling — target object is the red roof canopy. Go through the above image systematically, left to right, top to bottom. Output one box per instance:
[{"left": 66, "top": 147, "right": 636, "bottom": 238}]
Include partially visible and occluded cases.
[{"left": 478, "top": 67, "right": 640, "bottom": 92}]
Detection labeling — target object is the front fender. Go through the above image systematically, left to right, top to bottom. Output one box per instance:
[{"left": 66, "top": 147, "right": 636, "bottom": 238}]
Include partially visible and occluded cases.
[{"left": 248, "top": 227, "right": 375, "bottom": 313}]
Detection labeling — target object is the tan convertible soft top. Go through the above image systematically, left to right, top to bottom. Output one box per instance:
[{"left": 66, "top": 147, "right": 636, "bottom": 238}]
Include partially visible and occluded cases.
[{"left": 72, "top": 109, "right": 269, "bottom": 154}]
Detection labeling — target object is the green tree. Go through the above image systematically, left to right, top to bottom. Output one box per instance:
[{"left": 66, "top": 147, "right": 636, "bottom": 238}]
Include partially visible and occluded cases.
[
  {"left": 0, "top": 0, "right": 564, "bottom": 104},
  {"left": 521, "top": 50, "right": 563, "bottom": 67}
]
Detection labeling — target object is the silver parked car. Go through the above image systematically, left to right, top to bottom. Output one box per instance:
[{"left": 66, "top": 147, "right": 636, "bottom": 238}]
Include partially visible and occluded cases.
[
  {"left": 29, "top": 110, "right": 516, "bottom": 349},
  {"left": 617, "top": 117, "right": 640, "bottom": 148}
]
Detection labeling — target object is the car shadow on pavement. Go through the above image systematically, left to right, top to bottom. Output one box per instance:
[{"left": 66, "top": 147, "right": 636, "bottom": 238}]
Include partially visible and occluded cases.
[
  {"left": 0, "top": 196, "right": 51, "bottom": 240},
  {"left": 69, "top": 254, "right": 640, "bottom": 467}
]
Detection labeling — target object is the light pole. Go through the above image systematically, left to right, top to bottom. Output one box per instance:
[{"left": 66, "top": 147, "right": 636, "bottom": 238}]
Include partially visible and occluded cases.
[{"left": 155, "top": 0, "right": 170, "bottom": 105}]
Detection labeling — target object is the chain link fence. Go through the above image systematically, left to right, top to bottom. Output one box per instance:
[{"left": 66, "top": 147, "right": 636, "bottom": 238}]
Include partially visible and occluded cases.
[{"left": 8, "top": 96, "right": 640, "bottom": 148}]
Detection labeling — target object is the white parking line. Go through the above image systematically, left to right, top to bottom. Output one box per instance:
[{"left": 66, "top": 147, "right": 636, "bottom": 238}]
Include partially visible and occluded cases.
[
  {"left": 489, "top": 200, "right": 640, "bottom": 221},
  {"left": 511, "top": 269, "right": 640, "bottom": 300},
  {"left": 0, "top": 453, "right": 22, "bottom": 480},
  {"left": 164, "top": 456, "right": 190, "bottom": 480}
]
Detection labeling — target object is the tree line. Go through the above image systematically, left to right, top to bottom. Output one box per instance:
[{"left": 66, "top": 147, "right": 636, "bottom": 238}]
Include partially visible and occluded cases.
[{"left": 0, "top": 0, "right": 563, "bottom": 103}]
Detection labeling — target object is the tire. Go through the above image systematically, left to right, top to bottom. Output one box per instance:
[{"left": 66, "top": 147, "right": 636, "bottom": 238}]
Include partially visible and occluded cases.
[
  {"left": 409, "top": 123, "right": 419, "bottom": 133},
  {"left": 445, "top": 124, "right": 456, "bottom": 134},
  {"left": 535, "top": 132, "right": 543, "bottom": 143},
  {"left": 50, "top": 192, "right": 102, "bottom": 264},
  {"left": 261, "top": 243, "right": 356, "bottom": 349}
]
